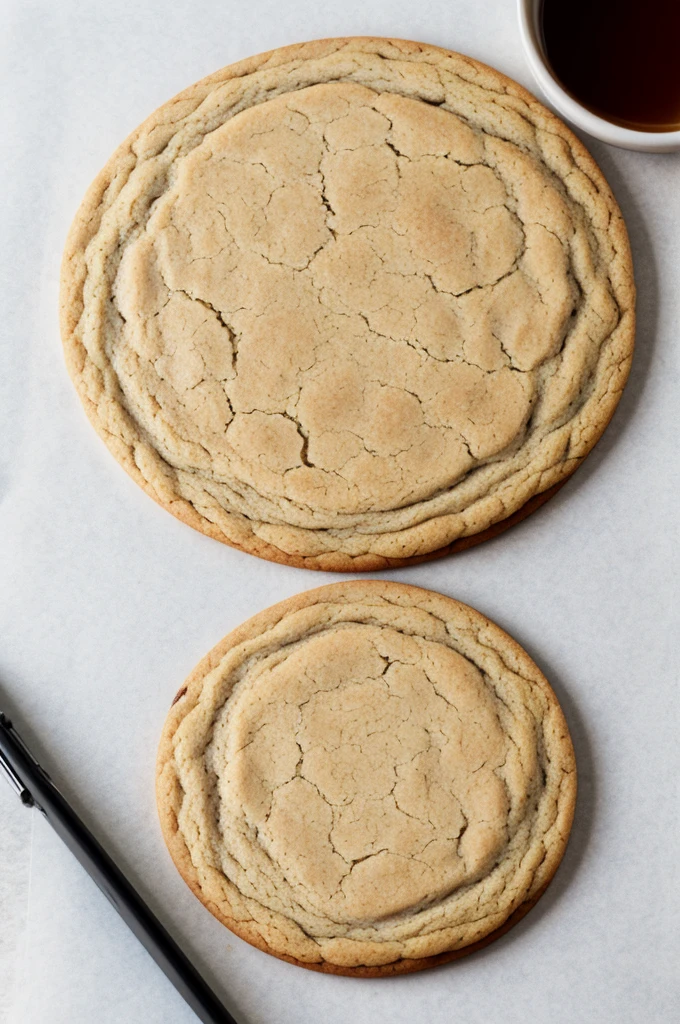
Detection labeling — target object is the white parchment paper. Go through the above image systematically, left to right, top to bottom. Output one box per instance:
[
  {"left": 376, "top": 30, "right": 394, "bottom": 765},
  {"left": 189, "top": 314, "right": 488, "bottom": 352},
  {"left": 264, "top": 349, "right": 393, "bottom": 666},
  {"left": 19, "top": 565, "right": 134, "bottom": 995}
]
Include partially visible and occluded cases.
[{"left": 1, "top": 2, "right": 678, "bottom": 1022}]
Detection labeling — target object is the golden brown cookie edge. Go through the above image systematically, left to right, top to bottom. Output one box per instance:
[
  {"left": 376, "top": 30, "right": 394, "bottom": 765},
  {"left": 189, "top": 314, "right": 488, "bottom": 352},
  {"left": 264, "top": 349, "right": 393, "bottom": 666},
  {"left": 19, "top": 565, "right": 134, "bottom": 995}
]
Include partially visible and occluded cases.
[
  {"left": 61, "top": 36, "right": 635, "bottom": 569},
  {"left": 155, "top": 580, "right": 577, "bottom": 973}
]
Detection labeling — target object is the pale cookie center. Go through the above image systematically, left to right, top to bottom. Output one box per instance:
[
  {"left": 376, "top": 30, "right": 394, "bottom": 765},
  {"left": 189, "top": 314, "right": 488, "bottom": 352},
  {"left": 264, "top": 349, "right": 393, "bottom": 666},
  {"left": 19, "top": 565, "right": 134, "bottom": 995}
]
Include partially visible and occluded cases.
[
  {"left": 115, "top": 81, "right": 577, "bottom": 518},
  {"left": 208, "top": 626, "right": 519, "bottom": 925}
]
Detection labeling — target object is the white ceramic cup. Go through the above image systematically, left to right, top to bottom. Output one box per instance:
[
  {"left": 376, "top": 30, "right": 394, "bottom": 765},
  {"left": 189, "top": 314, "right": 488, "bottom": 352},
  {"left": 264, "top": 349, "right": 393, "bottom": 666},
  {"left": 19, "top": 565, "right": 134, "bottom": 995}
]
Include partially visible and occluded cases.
[{"left": 517, "top": 0, "right": 680, "bottom": 152}]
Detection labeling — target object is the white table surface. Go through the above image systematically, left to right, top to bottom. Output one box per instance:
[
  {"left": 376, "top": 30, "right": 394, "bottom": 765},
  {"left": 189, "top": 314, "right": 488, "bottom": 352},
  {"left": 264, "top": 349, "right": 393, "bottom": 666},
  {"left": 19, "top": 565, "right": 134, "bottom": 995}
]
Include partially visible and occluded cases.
[{"left": 1, "top": 2, "right": 678, "bottom": 1022}]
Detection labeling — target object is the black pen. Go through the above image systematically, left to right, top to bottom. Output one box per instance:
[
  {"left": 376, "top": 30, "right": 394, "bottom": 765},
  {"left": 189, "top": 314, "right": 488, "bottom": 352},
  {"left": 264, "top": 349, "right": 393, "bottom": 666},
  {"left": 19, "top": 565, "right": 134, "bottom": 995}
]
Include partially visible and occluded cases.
[{"left": 0, "top": 711, "right": 237, "bottom": 1024}]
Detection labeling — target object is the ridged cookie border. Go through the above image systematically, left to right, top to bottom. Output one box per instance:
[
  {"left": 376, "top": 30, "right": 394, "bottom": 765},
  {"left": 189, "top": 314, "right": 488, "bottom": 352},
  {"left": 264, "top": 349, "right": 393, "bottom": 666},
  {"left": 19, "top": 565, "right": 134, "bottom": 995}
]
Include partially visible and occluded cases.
[
  {"left": 61, "top": 37, "right": 635, "bottom": 571},
  {"left": 156, "top": 580, "right": 577, "bottom": 975}
]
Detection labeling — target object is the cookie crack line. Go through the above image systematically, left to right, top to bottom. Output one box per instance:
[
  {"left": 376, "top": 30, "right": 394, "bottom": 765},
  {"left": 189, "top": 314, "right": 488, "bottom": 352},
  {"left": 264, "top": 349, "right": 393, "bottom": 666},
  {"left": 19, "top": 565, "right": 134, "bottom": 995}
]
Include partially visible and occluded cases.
[
  {"left": 62, "top": 38, "right": 634, "bottom": 570},
  {"left": 157, "top": 581, "right": 577, "bottom": 973}
]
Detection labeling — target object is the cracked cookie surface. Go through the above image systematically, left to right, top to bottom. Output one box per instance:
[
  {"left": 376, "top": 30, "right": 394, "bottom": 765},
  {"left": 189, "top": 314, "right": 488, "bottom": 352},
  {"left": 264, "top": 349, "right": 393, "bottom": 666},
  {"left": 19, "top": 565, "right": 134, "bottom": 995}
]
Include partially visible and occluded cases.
[
  {"left": 61, "top": 38, "right": 635, "bottom": 569},
  {"left": 156, "top": 581, "right": 576, "bottom": 974}
]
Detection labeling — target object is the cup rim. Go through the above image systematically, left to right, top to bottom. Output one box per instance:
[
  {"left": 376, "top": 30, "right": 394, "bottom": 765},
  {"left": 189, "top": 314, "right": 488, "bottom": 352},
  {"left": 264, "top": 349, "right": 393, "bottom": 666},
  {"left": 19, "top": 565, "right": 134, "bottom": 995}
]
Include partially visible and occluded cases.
[{"left": 517, "top": 0, "right": 680, "bottom": 153}]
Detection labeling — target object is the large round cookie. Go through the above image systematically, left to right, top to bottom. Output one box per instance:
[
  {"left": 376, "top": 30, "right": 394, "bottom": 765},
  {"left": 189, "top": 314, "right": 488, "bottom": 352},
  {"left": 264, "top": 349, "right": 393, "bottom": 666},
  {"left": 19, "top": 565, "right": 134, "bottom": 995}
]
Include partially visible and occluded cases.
[
  {"left": 61, "top": 38, "right": 635, "bottom": 570},
  {"left": 156, "top": 581, "right": 576, "bottom": 975}
]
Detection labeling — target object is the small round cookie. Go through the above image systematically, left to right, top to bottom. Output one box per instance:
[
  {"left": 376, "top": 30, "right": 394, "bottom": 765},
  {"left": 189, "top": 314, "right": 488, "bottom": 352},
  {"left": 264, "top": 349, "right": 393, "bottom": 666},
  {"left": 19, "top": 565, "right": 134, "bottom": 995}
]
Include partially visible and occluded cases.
[
  {"left": 61, "top": 38, "right": 635, "bottom": 570},
  {"left": 156, "top": 581, "right": 576, "bottom": 974}
]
